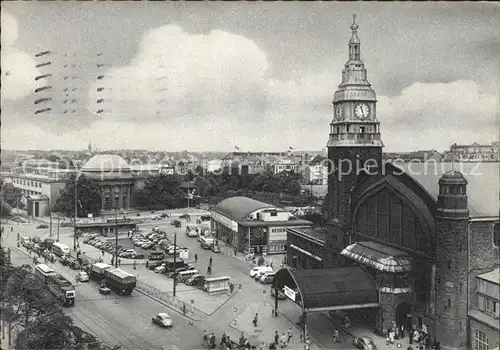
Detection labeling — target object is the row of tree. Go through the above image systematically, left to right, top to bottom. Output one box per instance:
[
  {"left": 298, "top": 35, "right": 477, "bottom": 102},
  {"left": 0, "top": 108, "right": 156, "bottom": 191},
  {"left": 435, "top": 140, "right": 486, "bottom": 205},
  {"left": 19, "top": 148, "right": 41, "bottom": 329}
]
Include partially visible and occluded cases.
[
  {"left": 53, "top": 170, "right": 312, "bottom": 214},
  {"left": 0, "top": 247, "right": 110, "bottom": 349}
]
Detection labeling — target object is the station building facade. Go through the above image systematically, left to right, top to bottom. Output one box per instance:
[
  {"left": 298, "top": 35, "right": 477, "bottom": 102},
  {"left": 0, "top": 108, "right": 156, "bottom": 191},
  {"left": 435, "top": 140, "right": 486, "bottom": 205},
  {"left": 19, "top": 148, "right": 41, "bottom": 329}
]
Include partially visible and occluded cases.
[
  {"left": 280, "top": 16, "right": 499, "bottom": 350},
  {"left": 211, "top": 196, "right": 312, "bottom": 255}
]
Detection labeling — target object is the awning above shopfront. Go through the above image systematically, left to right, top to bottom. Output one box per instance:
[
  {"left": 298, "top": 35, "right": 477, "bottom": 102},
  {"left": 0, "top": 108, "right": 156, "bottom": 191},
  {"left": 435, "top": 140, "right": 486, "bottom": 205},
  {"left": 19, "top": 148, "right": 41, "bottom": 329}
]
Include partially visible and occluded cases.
[
  {"left": 341, "top": 241, "right": 412, "bottom": 273},
  {"left": 273, "top": 266, "right": 379, "bottom": 312}
]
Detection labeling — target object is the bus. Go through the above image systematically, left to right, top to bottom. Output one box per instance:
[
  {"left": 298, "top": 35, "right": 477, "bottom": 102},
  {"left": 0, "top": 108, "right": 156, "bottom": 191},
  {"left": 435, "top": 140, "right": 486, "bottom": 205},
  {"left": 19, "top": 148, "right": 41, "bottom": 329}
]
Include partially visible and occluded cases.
[
  {"left": 52, "top": 242, "right": 71, "bottom": 257},
  {"left": 147, "top": 251, "right": 166, "bottom": 270},
  {"left": 34, "top": 263, "right": 56, "bottom": 283}
]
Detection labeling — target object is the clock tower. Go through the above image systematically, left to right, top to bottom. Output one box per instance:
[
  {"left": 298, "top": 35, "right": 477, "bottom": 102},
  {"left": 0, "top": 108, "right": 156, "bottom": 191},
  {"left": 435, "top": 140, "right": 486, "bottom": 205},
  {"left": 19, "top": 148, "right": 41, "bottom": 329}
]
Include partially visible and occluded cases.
[{"left": 325, "top": 15, "right": 384, "bottom": 266}]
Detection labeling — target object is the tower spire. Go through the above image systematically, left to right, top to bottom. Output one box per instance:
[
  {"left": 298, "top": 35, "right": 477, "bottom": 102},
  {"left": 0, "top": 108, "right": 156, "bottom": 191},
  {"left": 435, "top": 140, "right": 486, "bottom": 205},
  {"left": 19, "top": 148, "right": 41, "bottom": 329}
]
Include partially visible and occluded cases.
[{"left": 349, "top": 14, "right": 361, "bottom": 61}]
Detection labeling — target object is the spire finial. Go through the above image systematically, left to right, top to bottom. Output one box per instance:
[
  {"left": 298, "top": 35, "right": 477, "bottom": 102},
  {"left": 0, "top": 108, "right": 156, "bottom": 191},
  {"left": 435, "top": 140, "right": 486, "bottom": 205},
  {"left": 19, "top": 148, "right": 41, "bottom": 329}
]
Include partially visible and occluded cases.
[{"left": 351, "top": 14, "right": 358, "bottom": 31}]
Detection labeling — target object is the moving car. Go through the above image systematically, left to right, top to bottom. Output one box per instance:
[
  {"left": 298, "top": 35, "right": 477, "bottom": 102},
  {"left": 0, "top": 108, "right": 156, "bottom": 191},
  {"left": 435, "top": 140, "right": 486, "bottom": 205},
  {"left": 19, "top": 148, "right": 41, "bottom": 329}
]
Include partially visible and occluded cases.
[
  {"left": 171, "top": 220, "right": 181, "bottom": 227},
  {"left": 36, "top": 224, "right": 49, "bottom": 229},
  {"left": 211, "top": 245, "right": 220, "bottom": 253},
  {"left": 250, "top": 266, "right": 273, "bottom": 278},
  {"left": 76, "top": 271, "right": 90, "bottom": 282},
  {"left": 260, "top": 272, "right": 275, "bottom": 284},
  {"left": 99, "top": 284, "right": 111, "bottom": 295},
  {"left": 152, "top": 313, "right": 173, "bottom": 327},
  {"left": 353, "top": 337, "right": 377, "bottom": 350}
]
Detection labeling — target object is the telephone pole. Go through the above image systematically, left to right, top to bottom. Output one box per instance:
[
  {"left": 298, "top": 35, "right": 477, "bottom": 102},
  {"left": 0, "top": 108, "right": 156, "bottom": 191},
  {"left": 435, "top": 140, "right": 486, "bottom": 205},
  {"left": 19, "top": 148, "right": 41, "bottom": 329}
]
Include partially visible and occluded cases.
[
  {"left": 115, "top": 209, "right": 118, "bottom": 268},
  {"left": 173, "top": 231, "right": 177, "bottom": 297}
]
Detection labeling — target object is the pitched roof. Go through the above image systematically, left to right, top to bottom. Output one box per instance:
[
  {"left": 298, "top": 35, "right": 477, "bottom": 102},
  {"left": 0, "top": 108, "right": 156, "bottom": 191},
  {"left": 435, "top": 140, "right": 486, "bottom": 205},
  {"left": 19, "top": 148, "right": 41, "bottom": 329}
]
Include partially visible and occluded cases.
[
  {"left": 394, "top": 162, "right": 499, "bottom": 217},
  {"left": 213, "top": 196, "right": 275, "bottom": 221}
]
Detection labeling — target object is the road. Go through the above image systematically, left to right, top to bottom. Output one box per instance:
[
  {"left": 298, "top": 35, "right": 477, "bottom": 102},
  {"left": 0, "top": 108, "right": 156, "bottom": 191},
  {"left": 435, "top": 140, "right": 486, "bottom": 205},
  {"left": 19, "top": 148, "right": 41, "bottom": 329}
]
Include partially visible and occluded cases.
[
  {"left": 3, "top": 215, "right": 357, "bottom": 349},
  {"left": 3, "top": 221, "right": 204, "bottom": 350}
]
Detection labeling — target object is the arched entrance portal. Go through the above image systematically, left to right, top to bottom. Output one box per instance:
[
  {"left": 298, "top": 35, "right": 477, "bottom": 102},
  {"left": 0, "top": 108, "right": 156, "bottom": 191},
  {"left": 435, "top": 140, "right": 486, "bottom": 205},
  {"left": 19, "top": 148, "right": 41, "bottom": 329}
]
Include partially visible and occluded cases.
[{"left": 396, "top": 302, "right": 412, "bottom": 330}]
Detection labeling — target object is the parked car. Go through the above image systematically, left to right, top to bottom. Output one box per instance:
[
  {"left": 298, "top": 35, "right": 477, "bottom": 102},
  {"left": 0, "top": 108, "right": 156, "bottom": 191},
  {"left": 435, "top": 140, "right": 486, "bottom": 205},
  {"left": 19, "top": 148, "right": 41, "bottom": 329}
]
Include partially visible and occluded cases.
[
  {"left": 171, "top": 220, "right": 181, "bottom": 227},
  {"left": 36, "top": 224, "right": 49, "bottom": 229},
  {"left": 76, "top": 271, "right": 90, "bottom": 282},
  {"left": 186, "top": 275, "right": 205, "bottom": 287},
  {"left": 152, "top": 313, "right": 173, "bottom": 327},
  {"left": 353, "top": 337, "right": 377, "bottom": 350}
]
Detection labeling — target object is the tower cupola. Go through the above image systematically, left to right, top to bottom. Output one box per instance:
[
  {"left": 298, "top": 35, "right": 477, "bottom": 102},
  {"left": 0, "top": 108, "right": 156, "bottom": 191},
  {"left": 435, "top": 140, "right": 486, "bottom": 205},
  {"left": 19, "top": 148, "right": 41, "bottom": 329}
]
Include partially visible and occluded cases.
[{"left": 437, "top": 170, "right": 469, "bottom": 219}]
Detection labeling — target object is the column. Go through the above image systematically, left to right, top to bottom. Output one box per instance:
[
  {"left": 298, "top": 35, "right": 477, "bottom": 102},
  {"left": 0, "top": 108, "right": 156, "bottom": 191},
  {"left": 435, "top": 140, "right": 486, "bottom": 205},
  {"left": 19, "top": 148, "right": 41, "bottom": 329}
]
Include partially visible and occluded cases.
[
  {"left": 101, "top": 185, "right": 106, "bottom": 211},
  {"left": 118, "top": 185, "right": 124, "bottom": 210}
]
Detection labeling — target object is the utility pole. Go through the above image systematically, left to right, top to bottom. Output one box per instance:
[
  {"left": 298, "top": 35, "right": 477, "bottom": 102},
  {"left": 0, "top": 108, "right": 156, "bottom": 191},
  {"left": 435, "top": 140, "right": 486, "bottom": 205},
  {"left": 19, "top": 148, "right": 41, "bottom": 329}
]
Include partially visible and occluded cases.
[
  {"left": 73, "top": 176, "right": 78, "bottom": 251},
  {"left": 49, "top": 198, "right": 52, "bottom": 237},
  {"left": 115, "top": 208, "right": 118, "bottom": 268},
  {"left": 57, "top": 216, "right": 60, "bottom": 242},
  {"left": 173, "top": 231, "right": 177, "bottom": 297}
]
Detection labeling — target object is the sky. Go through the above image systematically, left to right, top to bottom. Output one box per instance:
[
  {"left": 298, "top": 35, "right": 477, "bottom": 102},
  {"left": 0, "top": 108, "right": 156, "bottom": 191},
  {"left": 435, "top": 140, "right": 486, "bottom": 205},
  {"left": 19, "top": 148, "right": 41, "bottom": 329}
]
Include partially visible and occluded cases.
[{"left": 1, "top": 2, "right": 499, "bottom": 152}]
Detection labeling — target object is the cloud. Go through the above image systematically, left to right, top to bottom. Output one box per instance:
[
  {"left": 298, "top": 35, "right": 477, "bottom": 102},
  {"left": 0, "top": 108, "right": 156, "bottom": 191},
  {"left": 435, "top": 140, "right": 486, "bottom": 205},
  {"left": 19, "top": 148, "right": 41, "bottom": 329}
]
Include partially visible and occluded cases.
[
  {"left": 1, "top": 11, "right": 42, "bottom": 102},
  {"left": 87, "top": 25, "right": 271, "bottom": 123},
  {"left": 378, "top": 80, "right": 499, "bottom": 151}
]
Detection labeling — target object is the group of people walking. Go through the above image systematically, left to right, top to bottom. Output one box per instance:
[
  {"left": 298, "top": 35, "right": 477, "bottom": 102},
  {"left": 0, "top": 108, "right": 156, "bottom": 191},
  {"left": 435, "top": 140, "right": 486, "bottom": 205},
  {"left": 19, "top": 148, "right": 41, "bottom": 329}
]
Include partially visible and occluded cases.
[{"left": 386, "top": 323, "right": 440, "bottom": 350}]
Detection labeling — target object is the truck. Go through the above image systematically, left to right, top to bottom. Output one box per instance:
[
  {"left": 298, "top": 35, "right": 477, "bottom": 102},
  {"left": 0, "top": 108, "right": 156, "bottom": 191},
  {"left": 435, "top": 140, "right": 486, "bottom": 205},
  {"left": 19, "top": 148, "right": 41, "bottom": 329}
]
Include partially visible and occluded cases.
[
  {"left": 158, "top": 258, "right": 186, "bottom": 274},
  {"left": 88, "top": 262, "right": 112, "bottom": 282},
  {"left": 88, "top": 263, "right": 136, "bottom": 295},
  {"left": 103, "top": 267, "right": 136, "bottom": 295}
]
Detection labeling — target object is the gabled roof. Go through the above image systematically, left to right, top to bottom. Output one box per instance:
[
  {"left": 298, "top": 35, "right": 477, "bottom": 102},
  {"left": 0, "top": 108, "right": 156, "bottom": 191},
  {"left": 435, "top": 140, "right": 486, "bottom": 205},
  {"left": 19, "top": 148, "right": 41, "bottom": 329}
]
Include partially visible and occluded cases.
[
  {"left": 394, "top": 162, "right": 499, "bottom": 218},
  {"left": 213, "top": 196, "right": 275, "bottom": 221}
]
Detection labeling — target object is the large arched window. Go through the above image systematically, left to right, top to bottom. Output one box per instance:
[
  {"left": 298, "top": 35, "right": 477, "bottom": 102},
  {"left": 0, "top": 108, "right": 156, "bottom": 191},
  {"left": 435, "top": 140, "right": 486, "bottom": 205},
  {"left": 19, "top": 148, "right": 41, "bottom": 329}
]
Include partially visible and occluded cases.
[{"left": 473, "top": 329, "right": 488, "bottom": 350}]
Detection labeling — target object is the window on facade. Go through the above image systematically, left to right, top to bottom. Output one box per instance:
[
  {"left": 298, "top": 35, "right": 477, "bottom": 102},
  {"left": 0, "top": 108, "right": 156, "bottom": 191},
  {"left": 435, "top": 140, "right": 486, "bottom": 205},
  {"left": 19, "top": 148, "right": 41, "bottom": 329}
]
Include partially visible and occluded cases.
[
  {"left": 346, "top": 125, "right": 350, "bottom": 133},
  {"left": 360, "top": 126, "right": 365, "bottom": 134},
  {"left": 494, "top": 224, "right": 500, "bottom": 247},
  {"left": 447, "top": 299, "right": 451, "bottom": 308},
  {"left": 473, "top": 329, "right": 489, "bottom": 350}
]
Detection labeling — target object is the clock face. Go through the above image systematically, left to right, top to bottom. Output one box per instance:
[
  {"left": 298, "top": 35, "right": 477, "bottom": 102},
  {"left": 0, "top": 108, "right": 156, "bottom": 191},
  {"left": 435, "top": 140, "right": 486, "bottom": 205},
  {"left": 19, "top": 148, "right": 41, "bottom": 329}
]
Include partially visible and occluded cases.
[
  {"left": 354, "top": 103, "right": 370, "bottom": 119},
  {"left": 334, "top": 104, "right": 343, "bottom": 120}
]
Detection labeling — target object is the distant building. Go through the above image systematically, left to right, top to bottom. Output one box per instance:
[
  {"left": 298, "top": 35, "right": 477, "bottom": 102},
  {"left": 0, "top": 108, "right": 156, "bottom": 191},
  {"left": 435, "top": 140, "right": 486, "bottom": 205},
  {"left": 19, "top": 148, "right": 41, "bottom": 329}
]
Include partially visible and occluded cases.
[
  {"left": 449, "top": 142, "right": 499, "bottom": 162},
  {"left": 304, "top": 155, "right": 328, "bottom": 185},
  {"left": 8, "top": 159, "right": 76, "bottom": 216},
  {"left": 273, "top": 159, "right": 296, "bottom": 174}
]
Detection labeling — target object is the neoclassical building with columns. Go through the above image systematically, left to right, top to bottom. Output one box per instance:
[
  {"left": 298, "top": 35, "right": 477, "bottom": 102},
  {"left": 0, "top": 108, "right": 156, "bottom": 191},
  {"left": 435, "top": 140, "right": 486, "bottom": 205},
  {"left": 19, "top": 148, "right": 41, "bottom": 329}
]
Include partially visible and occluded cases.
[{"left": 81, "top": 154, "right": 136, "bottom": 211}]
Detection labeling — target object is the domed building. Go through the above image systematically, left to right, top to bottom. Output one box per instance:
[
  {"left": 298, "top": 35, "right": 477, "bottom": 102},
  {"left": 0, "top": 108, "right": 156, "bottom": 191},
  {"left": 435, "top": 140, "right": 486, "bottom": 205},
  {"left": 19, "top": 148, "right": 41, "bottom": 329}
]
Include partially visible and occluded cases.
[{"left": 81, "top": 154, "right": 134, "bottom": 211}]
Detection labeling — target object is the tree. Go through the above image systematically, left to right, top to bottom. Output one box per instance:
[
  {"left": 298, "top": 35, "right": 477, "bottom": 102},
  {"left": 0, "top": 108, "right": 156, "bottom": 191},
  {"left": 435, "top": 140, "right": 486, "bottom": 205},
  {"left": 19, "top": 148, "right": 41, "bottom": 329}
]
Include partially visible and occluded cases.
[
  {"left": 54, "top": 174, "right": 101, "bottom": 217},
  {"left": 134, "top": 174, "right": 185, "bottom": 210},
  {"left": 1, "top": 182, "right": 24, "bottom": 209},
  {"left": 1, "top": 199, "right": 13, "bottom": 217},
  {"left": 1, "top": 263, "right": 109, "bottom": 350}
]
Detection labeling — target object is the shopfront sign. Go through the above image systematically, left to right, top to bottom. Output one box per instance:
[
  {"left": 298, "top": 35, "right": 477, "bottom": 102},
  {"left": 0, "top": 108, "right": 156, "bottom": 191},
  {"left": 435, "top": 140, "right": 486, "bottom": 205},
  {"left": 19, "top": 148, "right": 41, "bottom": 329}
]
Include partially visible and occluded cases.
[
  {"left": 212, "top": 211, "right": 238, "bottom": 232},
  {"left": 268, "top": 227, "right": 287, "bottom": 253},
  {"left": 284, "top": 286, "right": 296, "bottom": 301}
]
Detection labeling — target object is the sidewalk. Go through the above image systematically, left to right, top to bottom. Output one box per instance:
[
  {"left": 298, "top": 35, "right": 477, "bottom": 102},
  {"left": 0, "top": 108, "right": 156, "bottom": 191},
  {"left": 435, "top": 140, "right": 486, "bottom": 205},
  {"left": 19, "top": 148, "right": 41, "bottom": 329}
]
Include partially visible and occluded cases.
[{"left": 324, "top": 312, "right": 417, "bottom": 350}]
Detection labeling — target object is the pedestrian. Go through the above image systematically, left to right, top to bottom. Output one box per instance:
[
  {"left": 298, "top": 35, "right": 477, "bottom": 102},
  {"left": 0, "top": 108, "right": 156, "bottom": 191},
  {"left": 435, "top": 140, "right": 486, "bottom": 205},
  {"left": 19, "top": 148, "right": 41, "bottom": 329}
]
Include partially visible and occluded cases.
[
  {"left": 11, "top": 226, "right": 13, "bottom": 232},
  {"left": 234, "top": 248, "right": 237, "bottom": 256},
  {"left": 102, "top": 250, "right": 105, "bottom": 256},
  {"left": 195, "top": 253, "right": 198, "bottom": 263},
  {"left": 209, "top": 257, "right": 212, "bottom": 266},
  {"left": 118, "top": 258, "right": 121, "bottom": 266},
  {"left": 133, "top": 260, "right": 136, "bottom": 270},
  {"left": 230, "top": 283, "right": 234, "bottom": 294},
  {"left": 182, "top": 304, "right": 186, "bottom": 315},
  {"left": 253, "top": 313, "right": 258, "bottom": 327},
  {"left": 400, "top": 324, "right": 405, "bottom": 339},
  {"left": 287, "top": 328, "right": 293, "bottom": 344},
  {"left": 409, "top": 328, "right": 414, "bottom": 345},
  {"left": 332, "top": 329, "right": 339, "bottom": 343},
  {"left": 274, "top": 331, "right": 279, "bottom": 345},
  {"left": 279, "top": 333, "right": 287, "bottom": 348},
  {"left": 304, "top": 338, "right": 310, "bottom": 350},
  {"left": 407, "top": 346, "right": 413, "bottom": 350}
]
